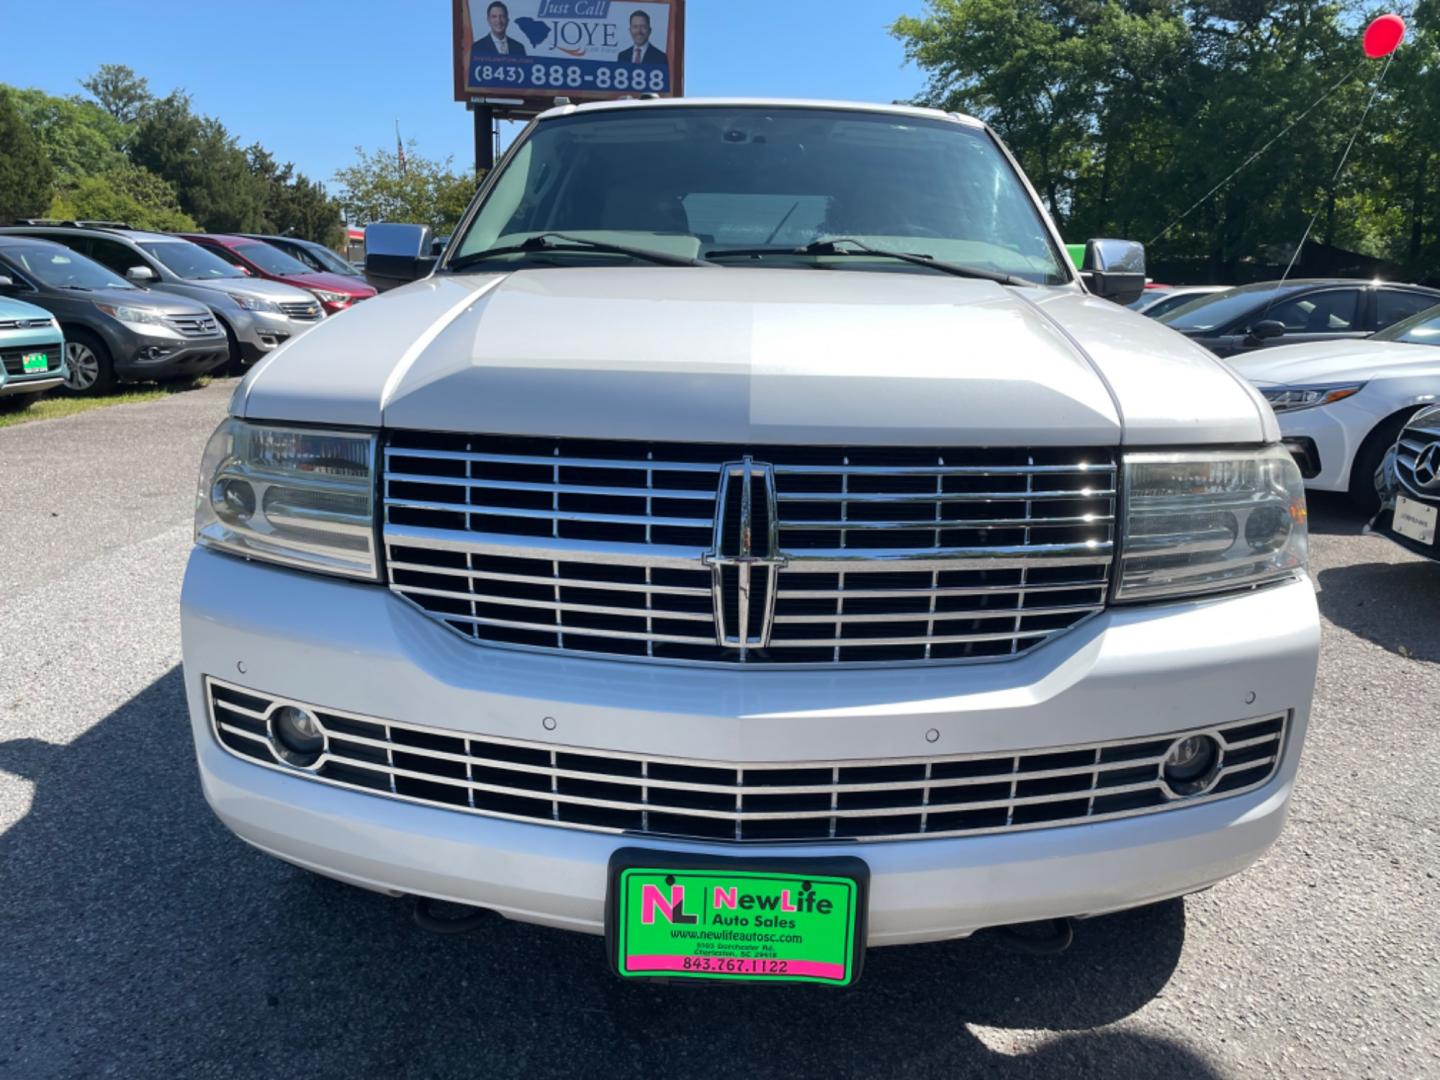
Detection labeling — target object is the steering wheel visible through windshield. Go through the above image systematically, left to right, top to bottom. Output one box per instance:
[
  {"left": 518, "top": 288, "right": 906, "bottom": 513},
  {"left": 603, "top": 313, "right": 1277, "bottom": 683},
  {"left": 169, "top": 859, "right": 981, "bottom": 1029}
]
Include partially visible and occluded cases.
[{"left": 450, "top": 106, "right": 1070, "bottom": 285}]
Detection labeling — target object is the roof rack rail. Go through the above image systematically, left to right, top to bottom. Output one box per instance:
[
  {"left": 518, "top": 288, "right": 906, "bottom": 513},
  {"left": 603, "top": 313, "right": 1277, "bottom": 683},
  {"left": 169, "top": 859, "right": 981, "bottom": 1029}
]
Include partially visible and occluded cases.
[
  {"left": 16, "top": 218, "right": 80, "bottom": 227},
  {"left": 75, "top": 220, "right": 135, "bottom": 229}
]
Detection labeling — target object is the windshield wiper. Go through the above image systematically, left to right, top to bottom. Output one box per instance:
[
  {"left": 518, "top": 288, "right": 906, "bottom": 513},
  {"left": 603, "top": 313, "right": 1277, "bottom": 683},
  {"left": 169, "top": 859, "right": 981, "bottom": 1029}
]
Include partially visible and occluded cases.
[
  {"left": 448, "top": 232, "right": 714, "bottom": 272},
  {"left": 705, "top": 238, "right": 1034, "bottom": 286}
]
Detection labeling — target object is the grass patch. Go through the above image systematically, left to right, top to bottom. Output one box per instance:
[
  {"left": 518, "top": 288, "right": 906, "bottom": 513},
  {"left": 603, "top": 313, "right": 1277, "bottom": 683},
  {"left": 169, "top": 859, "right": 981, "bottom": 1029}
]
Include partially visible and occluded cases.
[{"left": 0, "top": 378, "right": 217, "bottom": 430}]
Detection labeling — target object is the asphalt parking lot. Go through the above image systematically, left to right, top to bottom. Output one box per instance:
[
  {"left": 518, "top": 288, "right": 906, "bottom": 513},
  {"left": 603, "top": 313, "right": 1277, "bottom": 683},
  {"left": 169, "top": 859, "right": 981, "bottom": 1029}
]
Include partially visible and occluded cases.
[{"left": 2, "top": 380, "right": 1437, "bottom": 1080}]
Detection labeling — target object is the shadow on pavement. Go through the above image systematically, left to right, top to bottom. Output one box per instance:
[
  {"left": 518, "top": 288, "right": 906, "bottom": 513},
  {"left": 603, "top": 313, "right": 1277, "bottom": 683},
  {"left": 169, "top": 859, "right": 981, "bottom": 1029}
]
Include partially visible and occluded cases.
[
  {"left": 1316, "top": 562, "right": 1440, "bottom": 663},
  {"left": 0, "top": 668, "right": 1223, "bottom": 1079}
]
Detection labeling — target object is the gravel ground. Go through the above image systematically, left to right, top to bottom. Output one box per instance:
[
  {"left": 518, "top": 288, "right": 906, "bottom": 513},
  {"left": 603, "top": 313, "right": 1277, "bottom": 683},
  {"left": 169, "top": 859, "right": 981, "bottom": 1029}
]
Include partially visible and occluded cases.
[{"left": 1, "top": 379, "right": 1436, "bottom": 1079}]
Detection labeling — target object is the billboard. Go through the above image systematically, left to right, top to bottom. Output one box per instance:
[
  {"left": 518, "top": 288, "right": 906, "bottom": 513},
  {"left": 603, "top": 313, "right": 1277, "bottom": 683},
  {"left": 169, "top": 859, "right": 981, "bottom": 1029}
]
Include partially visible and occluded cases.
[{"left": 453, "top": 0, "right": 685, "bottom": 115}]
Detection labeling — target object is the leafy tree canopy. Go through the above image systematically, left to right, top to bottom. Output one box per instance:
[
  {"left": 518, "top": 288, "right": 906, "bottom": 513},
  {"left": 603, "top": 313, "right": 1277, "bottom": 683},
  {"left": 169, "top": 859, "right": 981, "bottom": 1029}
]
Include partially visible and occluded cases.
[
  {"left": 0, "top": 87, "right": 55, "bottom": 223},
  {"left": 333, "top": 143, "right": 478, "bottom": 236}
]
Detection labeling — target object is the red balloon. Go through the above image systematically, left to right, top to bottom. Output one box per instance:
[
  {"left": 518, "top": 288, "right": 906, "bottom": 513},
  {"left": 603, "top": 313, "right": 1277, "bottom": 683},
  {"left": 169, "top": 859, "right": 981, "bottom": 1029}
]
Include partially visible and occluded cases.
[{"left": 1362, "top": 14, "right": 1406, "bottom": 58}]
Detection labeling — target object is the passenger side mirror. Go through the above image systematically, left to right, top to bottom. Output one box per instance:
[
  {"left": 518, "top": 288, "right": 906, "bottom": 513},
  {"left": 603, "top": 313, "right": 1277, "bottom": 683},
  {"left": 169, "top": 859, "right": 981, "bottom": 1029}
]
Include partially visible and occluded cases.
[
  {"left": 365, "top": 223, "right": 436, "bottom": 291},
  {"left": 1081, "top": 239, "right": 1146, "bottom": 306},
  {"left": 126, "top": 265, "right": 157, "bottom": 284},
  {"left": 0, "top": 274, "right": 15, "bottom": 290},
  {"left": 1251, "top": 320, "right": 1286, "bottom": 340}
]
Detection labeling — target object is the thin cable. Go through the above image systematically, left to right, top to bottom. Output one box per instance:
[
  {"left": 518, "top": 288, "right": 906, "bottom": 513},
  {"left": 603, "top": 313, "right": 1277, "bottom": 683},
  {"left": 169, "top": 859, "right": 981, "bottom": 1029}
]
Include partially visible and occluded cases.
[
  {"left": 1269, "top": 51, "right": 1396, "bottom": 302},
  {"left": 1148, "top": 67, "right": 1360, "bottom": 246}
]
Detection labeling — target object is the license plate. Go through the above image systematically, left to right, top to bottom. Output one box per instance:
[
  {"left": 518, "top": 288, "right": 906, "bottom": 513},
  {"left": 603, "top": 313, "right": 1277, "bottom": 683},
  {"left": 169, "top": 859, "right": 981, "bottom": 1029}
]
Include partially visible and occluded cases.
[
  {"left": 21, "top": 352, "right": 49, "bottom": 374},
  {"left": 1394, "top": 495, "right": 1438, "bottom": 545},
  {"left": 607, "top": 850, "right": 868, "bottom": 986}
]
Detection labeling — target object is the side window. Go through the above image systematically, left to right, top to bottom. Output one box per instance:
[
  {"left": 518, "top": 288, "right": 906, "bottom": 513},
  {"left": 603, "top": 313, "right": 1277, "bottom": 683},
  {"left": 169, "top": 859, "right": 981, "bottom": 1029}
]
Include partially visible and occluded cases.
[
  {"left": 87, "top": 238, "right": 141, "bottom": 276},
  {"left": 206, "top": 245, "right": 246, "bottom": 268},
  {"left": 287, "top": 245, "right": 322, "bottom": 271},
  {"left": 1264, "top": 289, "right": 1362, "bottom": 333},
  {"left": 1376, "top": 290, "right": 1438, "bottom": 330}
]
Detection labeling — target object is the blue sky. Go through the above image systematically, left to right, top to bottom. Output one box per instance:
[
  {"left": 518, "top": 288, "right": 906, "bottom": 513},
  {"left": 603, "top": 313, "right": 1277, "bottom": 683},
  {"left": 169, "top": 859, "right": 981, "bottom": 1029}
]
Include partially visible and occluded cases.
[{"left": 1, "top": 1, "right": 925, "bottom": 185}]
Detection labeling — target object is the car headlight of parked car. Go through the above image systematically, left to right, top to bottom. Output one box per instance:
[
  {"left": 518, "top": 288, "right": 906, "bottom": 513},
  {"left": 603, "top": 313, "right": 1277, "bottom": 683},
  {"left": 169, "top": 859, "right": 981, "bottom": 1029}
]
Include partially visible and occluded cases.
[
  {"left": 311, "top": 289, "right": 349, "bottom": 306},
  {"left": 233, "top": 294, "right": 283, "bottom": 313},
  {"left": 94, "top": 301, "right": 166, "bottom": 328},
  {"left": 1260, "top": 383, "right": 1365, "bottom": 413},
  {"left": 195, "top": 419, "right": 377, "bottom": 580},
  {"left": 1117, "top": 446, "right": 1308, "bottom": 601}
]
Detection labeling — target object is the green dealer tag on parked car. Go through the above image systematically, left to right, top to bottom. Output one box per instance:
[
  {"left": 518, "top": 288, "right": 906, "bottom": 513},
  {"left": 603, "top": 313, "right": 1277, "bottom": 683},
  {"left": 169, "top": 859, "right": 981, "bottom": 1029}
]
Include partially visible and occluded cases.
[
  {"left": 21, "top": 352, "right": 50, "bottom": 374},
  {"left": 607, "top": 850, "right": 868, "bottom": 985}
]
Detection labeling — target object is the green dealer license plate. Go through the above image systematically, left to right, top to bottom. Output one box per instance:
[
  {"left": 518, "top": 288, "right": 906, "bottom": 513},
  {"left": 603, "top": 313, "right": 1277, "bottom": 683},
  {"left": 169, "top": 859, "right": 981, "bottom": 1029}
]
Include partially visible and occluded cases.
[
  {"left": 21, "top": 352, "right": 50, "bottom": 374},
  {"left": 607, "top": 850, "right": 868, "bottom": 986}
]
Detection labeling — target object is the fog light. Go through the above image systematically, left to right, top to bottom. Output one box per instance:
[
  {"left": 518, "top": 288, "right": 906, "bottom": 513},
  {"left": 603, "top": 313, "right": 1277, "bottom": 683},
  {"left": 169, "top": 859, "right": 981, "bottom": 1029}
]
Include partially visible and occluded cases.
[
  {"left": 212, "top": 478, "right": 256, "bottom": 524},
  {"left": 270, "top": 705, "right": 326, "bottom": 768},
  {"left": 1162, "top": 734, "right": 1221, "bottom": 797}
]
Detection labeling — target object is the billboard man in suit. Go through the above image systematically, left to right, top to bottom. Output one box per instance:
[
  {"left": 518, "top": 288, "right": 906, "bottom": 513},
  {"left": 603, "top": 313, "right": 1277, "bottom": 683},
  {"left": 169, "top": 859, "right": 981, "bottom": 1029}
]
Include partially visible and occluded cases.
[
  {"left": 474, "top": 1, "right": 527, "bottom": 56},
  {"left": 617, "top": 10, "right": 668, "bottom": 65}
]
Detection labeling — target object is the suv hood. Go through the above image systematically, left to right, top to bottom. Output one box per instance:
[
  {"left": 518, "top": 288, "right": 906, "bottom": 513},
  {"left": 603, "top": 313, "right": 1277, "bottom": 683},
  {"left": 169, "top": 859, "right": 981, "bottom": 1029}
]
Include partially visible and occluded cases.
[
  {"left": 235, "top": 268, "right": 1271, "bottom": 445},
  {"left": 189, "top": 277, "right": 319, "bottom": 304},
  {"left": 86, "top": 286, "right": 213, "bottom": 317},
  {"left": 0, "top": 294, "right": 56, "bottom": 323},
  {"left": 1227, "top": 338, "right": 1436, "bottom": 387}
]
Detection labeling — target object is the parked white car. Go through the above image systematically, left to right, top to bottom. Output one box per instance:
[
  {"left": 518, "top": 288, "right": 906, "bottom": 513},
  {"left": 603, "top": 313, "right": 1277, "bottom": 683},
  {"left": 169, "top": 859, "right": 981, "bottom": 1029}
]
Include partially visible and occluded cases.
[
  {"left": 181, "top": 98, "right": 1318, "bottom": 986},
  {"left": 1127, "top": 284, "right": 1228, "bottom": 318},
  {"left": 1230, "top": 304, "right": 1440, "bottom": 509}
]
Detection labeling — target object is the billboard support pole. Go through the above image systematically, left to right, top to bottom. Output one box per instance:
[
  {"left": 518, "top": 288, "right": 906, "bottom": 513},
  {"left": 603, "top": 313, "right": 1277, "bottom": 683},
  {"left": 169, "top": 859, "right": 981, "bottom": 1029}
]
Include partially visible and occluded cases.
[{"left": 473, "top": 104, "right": 496, "bottom": 176}]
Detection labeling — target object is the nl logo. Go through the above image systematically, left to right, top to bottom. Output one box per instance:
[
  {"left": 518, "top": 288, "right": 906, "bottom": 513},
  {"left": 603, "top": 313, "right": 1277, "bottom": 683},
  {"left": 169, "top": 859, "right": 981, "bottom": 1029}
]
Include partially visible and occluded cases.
[{"left": 639, "top": 876, "right": 836, "bottom": 926}]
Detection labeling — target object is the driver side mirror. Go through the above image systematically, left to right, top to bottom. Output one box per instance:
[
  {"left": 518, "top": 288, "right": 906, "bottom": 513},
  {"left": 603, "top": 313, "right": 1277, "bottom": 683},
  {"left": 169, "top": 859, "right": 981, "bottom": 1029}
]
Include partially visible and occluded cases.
[
  {"left": 365, "top": 223, "right": 436, "bottom": 291},
  {"left": 1081, "top": 239, "right": 1146, "bottom": 306},
  {"left": 126, "top": 265, "right": 157, "bottom": 284},
  {"left": 0, "top": 274, "right": 15, "bottom": 290},
  {"left": 1251, "top": 320, "right": 1286, "bottom": 341}
]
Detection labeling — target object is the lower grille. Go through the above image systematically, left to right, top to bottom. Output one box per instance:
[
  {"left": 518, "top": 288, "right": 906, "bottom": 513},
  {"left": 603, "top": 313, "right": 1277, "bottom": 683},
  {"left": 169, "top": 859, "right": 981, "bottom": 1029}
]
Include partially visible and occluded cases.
[
  {"left": 164, "top": 313, "right": 220, "bottom": 337},
  {"left": 1, "top": 346, "right": 60, "bottom": 375},
  {"left": 207, "top": 677, "right": 1287, "bottom": 844}
]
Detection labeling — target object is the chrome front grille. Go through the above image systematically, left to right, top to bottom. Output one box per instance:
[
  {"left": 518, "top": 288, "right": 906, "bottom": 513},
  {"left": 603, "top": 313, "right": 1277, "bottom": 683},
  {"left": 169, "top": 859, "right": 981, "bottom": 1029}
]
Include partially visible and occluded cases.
[
  {"left": 278, "top": 300, "right": 323, "bottom": 320},
  {"left": 164, "top": 312, "right": 220, "bottom": 337},
  {"left": 0, "top": 318, "right": 52, "bottom": 330},
  {"left": 1395, "top": 413, "right": 1440, "bottom": 497},
  {"left": 383, "top": 433, "right": 1116, "bottom": 666},
  {"left": 207, "top": 677, "right": 1287, "bottom": 843}
]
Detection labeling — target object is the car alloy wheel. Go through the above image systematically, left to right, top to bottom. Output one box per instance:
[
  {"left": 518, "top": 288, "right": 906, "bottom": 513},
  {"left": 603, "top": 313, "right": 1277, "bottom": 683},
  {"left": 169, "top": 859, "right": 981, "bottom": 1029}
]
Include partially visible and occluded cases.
[{"left": 65, "top": 341, "right": 100, "bottom": 391}]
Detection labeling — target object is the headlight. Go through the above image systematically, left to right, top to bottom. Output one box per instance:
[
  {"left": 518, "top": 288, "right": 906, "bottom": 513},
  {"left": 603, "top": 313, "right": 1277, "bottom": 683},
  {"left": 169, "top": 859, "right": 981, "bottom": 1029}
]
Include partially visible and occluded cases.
[
  {"left": 312, "top": 289, "right": 348, "bottom": 305},
  {"left": 233, "top": 294, "right": 282, "bottom": 313},
  {"left": 94, "top": 302, "right": 164, "bottom": 325},
  {"left": 1260, "top": 383, "right": 1364, "bottom": 413},
  {"left": 195, "top": 419, "right": 378, "bottom": 580},
  {"left": 1117, "top": 446, "right": 1308, "bottom": 601}
]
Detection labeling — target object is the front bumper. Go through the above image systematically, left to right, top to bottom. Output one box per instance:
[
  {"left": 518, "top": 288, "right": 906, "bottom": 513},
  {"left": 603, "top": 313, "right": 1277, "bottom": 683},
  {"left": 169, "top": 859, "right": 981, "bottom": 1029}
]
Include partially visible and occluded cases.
[
  {"left": 232, "top": 309, "right": 321, "bottom": 364},
  {"left": 114, "top": 332, "right": 230, "bottom": 380},
  {"left": 1273, "top": 392, "right": 1394, "bottom": 492},
  {"left": 181, "top": 548, "right": 1319, "bottom": 945}
]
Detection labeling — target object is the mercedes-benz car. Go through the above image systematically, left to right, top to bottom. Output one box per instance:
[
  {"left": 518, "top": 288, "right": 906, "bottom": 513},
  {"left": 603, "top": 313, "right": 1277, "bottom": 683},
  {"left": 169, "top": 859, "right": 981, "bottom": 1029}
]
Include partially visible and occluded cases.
[
  {"left": 182, "top": 98, "right": 1318, "bottom": 987},
  {"left": 1230, "top": 303, "right": 1440, "bottom": 510},
  {"left": 1372, "top": 405, "right": 1440, "bottom": 562}
]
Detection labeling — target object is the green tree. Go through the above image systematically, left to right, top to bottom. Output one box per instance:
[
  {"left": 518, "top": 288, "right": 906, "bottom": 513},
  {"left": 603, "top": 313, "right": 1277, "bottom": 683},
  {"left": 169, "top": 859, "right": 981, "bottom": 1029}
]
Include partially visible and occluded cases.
[
  {"left": 78, "top": 63, "right": 151, "bottom": 124},
  {"left": 0, "top": 87, "right": 54, "bottom": 223},
  {"left": 7, "top": 88, "right": 128, "bottom": 181},
  {"left": 333, "top": 142, "right": 479, "bottom": 234},
  {"left": 246, "top": 144, "right": 344, "bottom": 245},
  {"left": 46, "top": 162, "right": 196, "bottom": 231}
]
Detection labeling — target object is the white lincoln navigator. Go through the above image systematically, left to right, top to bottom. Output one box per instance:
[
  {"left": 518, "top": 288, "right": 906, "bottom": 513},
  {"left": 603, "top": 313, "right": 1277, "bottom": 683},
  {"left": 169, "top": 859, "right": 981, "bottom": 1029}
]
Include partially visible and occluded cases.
[{"left": 182, "top": 99, "right": 1318, "bottom": 986}]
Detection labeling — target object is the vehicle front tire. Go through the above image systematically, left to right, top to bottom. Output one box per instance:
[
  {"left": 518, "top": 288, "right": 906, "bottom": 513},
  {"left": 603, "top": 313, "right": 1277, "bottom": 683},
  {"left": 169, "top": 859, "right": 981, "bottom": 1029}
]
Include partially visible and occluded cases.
[
  {"left": 221, "top": 322, "right": 247, "bottom": 377},
  {"left": 61, "top": 330, "right": 117, "bottom": 396},
  {"left": 1348, "top": 410, "right": 1418, "bottom": 513}
]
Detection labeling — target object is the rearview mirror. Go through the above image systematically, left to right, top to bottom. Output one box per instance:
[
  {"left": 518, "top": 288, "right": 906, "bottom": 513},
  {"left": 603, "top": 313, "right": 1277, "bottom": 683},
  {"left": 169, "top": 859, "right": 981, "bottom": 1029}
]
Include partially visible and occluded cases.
[
  {"left": 365, "top": 223, "right": 436, "bottom": 291},
  {"left": 1081, "top": 239, "right": 1146, "bottom": 306},
  {"left": 126, "top": 265, "right": 157, "bottom": 284},
  {"left": 1251, "top": 320, "right": 1286, "bottom": 340}
]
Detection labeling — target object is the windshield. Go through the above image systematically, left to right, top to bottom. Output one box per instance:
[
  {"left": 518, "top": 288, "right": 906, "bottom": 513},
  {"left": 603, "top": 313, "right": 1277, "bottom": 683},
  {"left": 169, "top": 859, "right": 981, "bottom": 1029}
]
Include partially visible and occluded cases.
[
  {"left": 451, "top": 106, "right": 1069, "bottom": 284},
  {"left": 141, "top": 241, "right": 246, "bottom": 280},
  {"left": 235, "top": 241, "right": 312, "bottom": 276},
  {"left": 2, "top": 243, "right": 134, "bottom": 291},
  {"left": 301, "top": 243, "right": 360, "bottom": 276},
  {"left": 1159, "top": 288, "right": 1288, "bottom": 332},
  {"left": 1375, "top": 304, "right": 1440, "bottom": 345}
]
